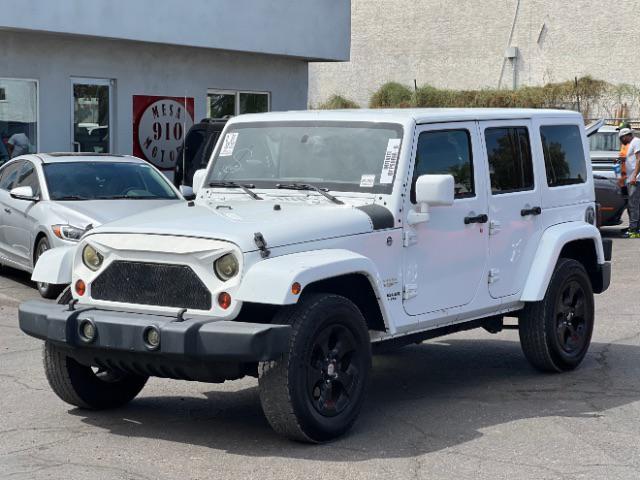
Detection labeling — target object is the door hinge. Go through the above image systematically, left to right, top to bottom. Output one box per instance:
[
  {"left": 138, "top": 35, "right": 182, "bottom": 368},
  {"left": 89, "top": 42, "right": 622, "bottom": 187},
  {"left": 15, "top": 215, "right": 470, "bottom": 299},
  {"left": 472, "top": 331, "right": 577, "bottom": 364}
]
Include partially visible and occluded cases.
[
  {"left": 489, "top": 220, "right": 502, "bottom": 236},
  {"left": 403, "top": 230, "right": 418, "bottom": 247},
  {"left": 488, "top": 269, "right": 500, "bottom": 284},
  {"left": 403, "top": 284, "right": 418, "bottom": 300}
]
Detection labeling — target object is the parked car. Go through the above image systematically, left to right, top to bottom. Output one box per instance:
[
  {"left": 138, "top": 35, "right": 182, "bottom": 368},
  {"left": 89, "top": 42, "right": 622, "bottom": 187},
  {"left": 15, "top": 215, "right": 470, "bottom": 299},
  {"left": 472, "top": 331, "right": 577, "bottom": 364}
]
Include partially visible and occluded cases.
[
  {"left": 21, "top": 109, "right": 611, "bottom": 442},
  {"left": 174, "top": 118, "right": 227, "bottom": 196},
  {"left": 589, "top": 125, "right": 621, "bottom": 179},
  {"left": 0, "top": 153, "right": 182, "bottom": 298},
  {"left": 594, "top": 174, "right": 627, "bottom": 227}
]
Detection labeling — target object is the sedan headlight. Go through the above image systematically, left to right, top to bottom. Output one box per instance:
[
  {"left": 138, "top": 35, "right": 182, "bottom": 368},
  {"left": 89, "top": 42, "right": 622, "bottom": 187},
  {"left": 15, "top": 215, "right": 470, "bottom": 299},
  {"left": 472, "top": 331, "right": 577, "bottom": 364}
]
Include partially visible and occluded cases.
[
  {"left": 52, "top": 224, "right": 85, "bottom": 241},
  {"left": 82, "top": 244, "right": 104, "bottom": 271},
  {"left": 214, "top": 253, "right": 239, "bottom": 281}
]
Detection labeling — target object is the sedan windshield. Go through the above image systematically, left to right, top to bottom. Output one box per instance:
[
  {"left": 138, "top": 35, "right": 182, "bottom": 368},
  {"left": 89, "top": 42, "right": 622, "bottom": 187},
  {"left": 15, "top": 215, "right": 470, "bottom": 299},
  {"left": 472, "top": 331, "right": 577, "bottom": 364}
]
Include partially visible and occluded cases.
[
  {"left": 206, "top": 122, "right": 404, "bottom": 194},
  {"left": 43, "top": 162, "right": 178, "bottom": 200}
]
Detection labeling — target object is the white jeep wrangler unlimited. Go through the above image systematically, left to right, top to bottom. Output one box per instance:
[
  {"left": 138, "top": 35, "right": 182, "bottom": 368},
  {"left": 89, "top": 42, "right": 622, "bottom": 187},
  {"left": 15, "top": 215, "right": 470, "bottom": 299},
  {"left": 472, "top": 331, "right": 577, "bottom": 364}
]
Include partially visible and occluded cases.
[{"left": 20, "top": 109, "right": 611, "bottom": 442}]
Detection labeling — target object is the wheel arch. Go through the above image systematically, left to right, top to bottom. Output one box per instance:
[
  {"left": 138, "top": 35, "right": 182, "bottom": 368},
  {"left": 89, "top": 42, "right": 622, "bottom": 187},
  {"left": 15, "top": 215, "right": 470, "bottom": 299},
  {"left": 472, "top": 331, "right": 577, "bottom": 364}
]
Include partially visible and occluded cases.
[
  {"left": 521, "top": 222, "right": 605, "bottom": 302},
  {"left": 32, "top": 230, "right": 49, "bottom": 266},
  {"left": 235, "top": 249, "right": 391, "bottom": 332}
]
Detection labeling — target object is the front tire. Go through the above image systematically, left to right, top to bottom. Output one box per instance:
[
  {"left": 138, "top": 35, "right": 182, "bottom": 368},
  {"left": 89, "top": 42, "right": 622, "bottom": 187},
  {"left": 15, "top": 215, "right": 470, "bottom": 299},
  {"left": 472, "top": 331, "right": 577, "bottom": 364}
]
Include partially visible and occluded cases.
[
  {"left": 35, "top": 237, "right": 65, "bottom": 299},
  {"left": 519, "top": 258, "right": 595, "bottom": 372},
  {"left": 258, "top": 294, "right": 372, "bottom": 443}
]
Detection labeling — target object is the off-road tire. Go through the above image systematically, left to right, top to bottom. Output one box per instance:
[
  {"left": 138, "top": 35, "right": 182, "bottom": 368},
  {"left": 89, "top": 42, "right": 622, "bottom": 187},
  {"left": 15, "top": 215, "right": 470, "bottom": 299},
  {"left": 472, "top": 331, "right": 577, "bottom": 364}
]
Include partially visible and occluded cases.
[
  {"left": 35, "top": 237, "right": 65, "bottom": 299},
  {"left": 519, "top": 258, "right": 595, "bottom": 372},
  {"left": 258, "top": 294, "right": 372, "bottom": 443},
  {"left": 43, "top": 342, "right": 148, "bottom": 409}
]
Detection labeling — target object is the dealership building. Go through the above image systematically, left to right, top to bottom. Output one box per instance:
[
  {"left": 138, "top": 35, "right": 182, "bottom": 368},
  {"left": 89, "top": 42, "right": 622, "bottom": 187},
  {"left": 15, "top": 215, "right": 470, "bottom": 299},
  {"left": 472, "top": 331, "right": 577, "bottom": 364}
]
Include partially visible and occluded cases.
[{"left": 0, "top": 0, "right": 350, "bottom": 171}]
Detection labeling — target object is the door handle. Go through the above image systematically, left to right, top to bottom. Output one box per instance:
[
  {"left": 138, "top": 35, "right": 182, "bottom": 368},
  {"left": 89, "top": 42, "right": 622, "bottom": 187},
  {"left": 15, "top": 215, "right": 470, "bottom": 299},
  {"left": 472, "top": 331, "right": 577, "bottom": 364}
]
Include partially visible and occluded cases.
[
  {"left": 521, "top": 206, "right": 542, "bottom": 217},
  {"left": 3, "top": 208, "right": 10, "bottom": 214},
  {"left": 464, "top": 213, "right": 488, "bottom": 224}
]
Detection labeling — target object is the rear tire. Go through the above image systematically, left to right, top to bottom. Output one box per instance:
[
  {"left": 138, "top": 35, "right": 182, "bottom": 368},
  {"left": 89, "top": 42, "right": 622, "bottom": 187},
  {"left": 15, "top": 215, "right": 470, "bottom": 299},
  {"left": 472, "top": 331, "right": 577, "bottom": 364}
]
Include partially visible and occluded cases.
[
  {"left": 35, "top": 237, "right": 65, "bottom": 299},
  {"left": 519, "top": 258, "right": 594, "bottom": 372},
  {"left": 258, "top": 294, "right": 372, "bottom": 443}
]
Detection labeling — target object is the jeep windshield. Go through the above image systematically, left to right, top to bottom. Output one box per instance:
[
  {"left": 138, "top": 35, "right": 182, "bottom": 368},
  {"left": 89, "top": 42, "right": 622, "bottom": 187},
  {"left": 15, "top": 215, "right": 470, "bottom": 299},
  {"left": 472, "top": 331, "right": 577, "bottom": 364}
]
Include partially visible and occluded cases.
[{"left": 206, "top": 121, "right": 404, "bottom": 194}]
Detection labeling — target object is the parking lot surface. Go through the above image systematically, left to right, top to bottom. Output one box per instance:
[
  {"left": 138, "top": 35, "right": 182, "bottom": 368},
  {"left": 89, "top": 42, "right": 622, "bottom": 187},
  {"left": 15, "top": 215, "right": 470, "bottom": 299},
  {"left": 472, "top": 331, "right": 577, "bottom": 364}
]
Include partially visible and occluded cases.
[{"left": 1, "top": 231, "right": 638, "bottom": 480}]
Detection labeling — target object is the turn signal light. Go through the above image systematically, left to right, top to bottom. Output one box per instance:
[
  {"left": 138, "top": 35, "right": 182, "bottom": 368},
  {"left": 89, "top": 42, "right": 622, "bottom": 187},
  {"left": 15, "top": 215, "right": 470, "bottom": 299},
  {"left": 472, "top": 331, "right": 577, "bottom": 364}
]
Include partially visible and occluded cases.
[
  {"left": 75, "top": 279, "right": 86, "bottom": 296},
  {"left": 291, "top": 282, "right": 302, "bottom": 295},
  {"left": 218, "top": 292, "right": 232, "bottom": 310}
]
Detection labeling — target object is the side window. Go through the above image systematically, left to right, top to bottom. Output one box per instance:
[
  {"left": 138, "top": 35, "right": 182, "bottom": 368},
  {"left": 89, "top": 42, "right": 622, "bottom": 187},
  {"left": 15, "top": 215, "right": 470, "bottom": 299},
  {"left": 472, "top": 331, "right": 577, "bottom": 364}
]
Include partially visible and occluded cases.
[
  {"left": 540, "top": 125, "right": 587, "bottom": 187},
  {"left": 485, "top": 127, "right": 534, "bottom": 194},
  {"left": 411, "top": 129, "right": 474, "bottom": 202},
  {"left": 0, "top": 161, "right": 22, "bottom": 191},
  {"left": 15, "top": 162, "right": 40, "bottom": 195}
]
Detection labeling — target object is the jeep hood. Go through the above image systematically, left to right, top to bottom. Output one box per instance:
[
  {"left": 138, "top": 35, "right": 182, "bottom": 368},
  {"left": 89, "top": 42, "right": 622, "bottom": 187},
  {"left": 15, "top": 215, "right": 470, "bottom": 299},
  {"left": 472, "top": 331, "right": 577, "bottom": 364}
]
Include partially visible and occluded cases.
[{"left": 89, "top": 200, "right": 386, "bottom": 252}]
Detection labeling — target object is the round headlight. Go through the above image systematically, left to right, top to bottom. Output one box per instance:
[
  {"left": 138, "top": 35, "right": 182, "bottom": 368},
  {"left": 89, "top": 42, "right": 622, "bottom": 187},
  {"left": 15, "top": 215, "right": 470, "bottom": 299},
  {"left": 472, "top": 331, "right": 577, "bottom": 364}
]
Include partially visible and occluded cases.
[
  {"left": 82, "top": 244, "right": 104, "bottom": 271},
  {"left": 214, "top": 253, "right": 239, "bottom": 281}
]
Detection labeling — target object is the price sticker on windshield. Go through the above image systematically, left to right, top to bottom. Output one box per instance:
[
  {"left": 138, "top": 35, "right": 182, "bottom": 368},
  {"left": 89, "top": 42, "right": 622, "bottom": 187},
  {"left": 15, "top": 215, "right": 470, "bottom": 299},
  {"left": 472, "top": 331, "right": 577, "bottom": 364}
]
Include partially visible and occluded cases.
[
  {"left": 219, "top": 132, "right": 239, "bottom": 157},
  {"left": 380, "top": 139, "right": 401, "bottom": 184}
]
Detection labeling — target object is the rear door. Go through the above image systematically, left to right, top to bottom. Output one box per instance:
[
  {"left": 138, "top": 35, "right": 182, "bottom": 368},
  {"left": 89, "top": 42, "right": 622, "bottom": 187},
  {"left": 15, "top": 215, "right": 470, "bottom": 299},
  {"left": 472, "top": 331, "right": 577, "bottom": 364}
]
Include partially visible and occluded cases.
[{"left": 479, "top": 120, "right": 543, "bottom": 298}]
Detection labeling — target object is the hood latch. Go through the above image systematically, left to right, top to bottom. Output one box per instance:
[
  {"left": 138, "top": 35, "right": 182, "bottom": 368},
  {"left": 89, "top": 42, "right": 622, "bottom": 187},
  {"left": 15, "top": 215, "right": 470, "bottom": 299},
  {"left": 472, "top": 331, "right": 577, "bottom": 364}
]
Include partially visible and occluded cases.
[{"left": 254, "top": 232, "right": 271, "bottom": 258}]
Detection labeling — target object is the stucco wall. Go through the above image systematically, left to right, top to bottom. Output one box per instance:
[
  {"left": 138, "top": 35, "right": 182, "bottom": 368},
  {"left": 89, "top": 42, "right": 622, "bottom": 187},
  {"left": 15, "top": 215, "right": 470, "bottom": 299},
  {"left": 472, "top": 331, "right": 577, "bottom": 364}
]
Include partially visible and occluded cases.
[
  {"left": 0, "top": 0, "right": 350, "bottom": 62},
  {"left": 310, "top": 0, "right": 640, "bottom": 107},
  {"left": 0, "top": 30, "right": 308, "bottom": 153}
]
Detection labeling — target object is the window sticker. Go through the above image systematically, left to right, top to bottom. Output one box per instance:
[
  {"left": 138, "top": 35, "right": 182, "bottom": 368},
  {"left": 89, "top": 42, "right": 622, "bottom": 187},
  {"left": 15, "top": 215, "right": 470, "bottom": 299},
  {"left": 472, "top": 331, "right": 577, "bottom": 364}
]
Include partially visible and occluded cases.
[
  {"left": 219, "top": 132, "right": 239, "bottom": 157},
  {"left": 380, "top": 138, "right": 401, "bottom": 184},
  {"left": 360, "top": 174, "right": 375, "bottom": 188}
]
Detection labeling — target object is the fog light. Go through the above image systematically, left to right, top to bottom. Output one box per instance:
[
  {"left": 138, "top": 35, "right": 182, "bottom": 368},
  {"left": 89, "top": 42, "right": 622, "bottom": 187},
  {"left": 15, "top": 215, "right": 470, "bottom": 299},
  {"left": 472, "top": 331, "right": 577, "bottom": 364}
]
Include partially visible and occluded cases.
[
  {"left": 75, "top": 279, "right": 86, "bottom": 296},
  {"left": 218, "top": 292, "right": 232, "bottom": 310},
  {"left": 79, "top": 319, "right": 96, "bottom": 343},
  {"left": 143, "top": 326, "right": 160, "bottom": 350}
]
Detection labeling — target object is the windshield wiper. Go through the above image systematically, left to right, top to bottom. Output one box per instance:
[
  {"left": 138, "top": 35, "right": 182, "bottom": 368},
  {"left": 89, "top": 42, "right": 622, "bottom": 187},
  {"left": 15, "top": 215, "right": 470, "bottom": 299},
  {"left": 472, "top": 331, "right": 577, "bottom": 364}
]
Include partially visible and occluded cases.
[
  {"left": 208, "top": 181, "right": 262, "bottom": 200},
  {"left": 276, "top": 183, "right": 344, "bottom": 205},
  {"left": 54, "top": 195, "right": 88, "bottom": 201},
  {"left": 94, "top": 195, "right": 162, "bottom": 200}
]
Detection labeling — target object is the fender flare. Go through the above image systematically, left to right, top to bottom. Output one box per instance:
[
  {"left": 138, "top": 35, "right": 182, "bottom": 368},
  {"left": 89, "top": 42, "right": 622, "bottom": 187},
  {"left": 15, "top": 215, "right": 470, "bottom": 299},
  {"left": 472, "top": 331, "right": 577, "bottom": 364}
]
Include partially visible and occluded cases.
[
  {"left": 520, "top": 222, "right": 604, "bottom": 302},
  {"left": 31, "top": 245, "right": 75, "bottom": 285},
  {"left": 235, "top": 248, "right": 391, "bottom": 320}
]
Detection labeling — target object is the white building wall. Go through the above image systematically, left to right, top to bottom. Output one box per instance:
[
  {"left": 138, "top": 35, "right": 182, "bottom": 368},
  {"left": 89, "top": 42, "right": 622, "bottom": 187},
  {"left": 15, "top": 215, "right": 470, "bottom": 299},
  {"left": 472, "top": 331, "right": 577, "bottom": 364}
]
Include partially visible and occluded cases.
[{"left": 310, "top": 0, "right": 640, "bottom": 108}]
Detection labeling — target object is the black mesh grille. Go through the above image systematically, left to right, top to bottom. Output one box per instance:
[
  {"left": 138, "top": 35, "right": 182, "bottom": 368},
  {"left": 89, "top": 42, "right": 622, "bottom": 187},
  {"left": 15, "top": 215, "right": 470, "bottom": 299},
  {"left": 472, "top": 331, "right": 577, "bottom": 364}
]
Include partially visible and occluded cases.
[{"left": 91, "top": 261, "right": 211, "bottom": 310}]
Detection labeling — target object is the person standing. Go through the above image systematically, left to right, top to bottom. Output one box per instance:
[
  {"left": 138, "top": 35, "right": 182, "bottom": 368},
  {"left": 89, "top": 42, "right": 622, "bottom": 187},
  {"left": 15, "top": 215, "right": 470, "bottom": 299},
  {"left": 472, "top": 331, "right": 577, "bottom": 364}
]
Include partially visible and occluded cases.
[
  {"left": 619, "top": 127, "right": 640, "bottom": 238},
  {"left": 7, "top": 132, "right": 31, "bottom": 158}
]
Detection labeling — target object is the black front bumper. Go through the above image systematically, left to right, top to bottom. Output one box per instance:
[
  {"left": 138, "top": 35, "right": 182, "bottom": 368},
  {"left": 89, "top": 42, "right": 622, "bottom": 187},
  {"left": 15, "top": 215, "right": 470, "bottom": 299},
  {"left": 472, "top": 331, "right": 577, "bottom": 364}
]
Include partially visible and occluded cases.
[{"left": 19, "top": 300, "right": 291, "bottom": 382}]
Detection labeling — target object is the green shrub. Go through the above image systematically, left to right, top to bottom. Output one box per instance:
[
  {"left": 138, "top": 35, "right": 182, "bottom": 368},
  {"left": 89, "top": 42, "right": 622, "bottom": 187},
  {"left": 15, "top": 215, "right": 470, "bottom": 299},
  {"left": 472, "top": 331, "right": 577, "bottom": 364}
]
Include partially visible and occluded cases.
[
  {"left": 369, "top": 82, "right": 413, "bottom": 108},
  {"left": 317, "top": 95, "right": 360, "bottom": 110}
]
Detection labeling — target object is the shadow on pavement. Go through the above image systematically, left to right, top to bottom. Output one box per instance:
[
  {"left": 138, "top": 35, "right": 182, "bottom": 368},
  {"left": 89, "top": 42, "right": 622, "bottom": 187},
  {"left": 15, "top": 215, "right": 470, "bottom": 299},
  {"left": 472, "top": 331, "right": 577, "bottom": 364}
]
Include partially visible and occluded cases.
[
  {"left": 0, "top": 264, "right": 36, "bottom": 289},
  {"left": 71, "top": 338, "right": 639, "bottom": 460}
]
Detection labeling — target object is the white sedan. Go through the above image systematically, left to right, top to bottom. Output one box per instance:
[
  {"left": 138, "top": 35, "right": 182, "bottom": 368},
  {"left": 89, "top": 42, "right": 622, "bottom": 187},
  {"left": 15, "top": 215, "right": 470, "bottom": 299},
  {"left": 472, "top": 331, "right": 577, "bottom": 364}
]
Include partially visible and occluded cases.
[{"left": 0, "top": 153, "right": 183, "bottom": 298}]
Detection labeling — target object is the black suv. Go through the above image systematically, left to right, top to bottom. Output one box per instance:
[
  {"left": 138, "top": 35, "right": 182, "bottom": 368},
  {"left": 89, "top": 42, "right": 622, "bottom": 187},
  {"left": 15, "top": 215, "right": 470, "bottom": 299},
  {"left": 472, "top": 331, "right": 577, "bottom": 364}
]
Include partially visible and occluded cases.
[{"left": 174, "top": 119, "right": 227, "bottom": 190}]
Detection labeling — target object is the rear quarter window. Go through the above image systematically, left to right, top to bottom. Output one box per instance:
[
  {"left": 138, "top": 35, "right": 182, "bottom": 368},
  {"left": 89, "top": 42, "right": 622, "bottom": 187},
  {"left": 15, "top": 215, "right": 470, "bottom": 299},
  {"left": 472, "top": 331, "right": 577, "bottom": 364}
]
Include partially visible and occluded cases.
[{"left": 541, "top": 125, "right": 587, "bottom": 187}]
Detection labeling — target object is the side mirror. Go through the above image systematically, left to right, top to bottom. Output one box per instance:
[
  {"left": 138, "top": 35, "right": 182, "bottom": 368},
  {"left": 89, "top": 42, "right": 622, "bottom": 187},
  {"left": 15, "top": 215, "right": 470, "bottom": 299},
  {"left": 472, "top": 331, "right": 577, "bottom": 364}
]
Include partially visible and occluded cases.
[
  {"left": 192, "top": 169, "right": 207, "bottom": 195},
  {"left": 407, "top": 174, "right": 454, "bottom": 225},
  {"left": 179, "top": 184, "right": 195, "bottom": 200},
  {"left": 10, "top": 186, "right": 38, "bottom": 202}
]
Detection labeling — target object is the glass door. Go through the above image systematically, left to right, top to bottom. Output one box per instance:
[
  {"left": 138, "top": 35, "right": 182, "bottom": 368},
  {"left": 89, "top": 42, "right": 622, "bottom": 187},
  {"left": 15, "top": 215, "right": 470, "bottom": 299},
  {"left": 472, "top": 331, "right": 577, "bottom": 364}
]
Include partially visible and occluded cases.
[{"left": 71, "top": 78, "right": 113, "bottom": 153}]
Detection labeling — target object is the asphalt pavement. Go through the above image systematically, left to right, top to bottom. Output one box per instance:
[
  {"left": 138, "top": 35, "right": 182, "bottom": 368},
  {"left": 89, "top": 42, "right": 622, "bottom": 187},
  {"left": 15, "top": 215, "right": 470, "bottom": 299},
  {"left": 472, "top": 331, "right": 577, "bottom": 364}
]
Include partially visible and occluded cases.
[{"left": 1, "top": 229, "right": 638, "bottom": 480}]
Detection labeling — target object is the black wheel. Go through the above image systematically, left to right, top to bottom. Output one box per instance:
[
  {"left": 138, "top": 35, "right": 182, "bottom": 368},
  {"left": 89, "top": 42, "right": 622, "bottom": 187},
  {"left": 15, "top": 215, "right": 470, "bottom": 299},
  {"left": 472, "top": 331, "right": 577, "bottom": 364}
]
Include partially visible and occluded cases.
[
  {"left": 34, "top": 237, "right": 65, "bottom": 299},
  {"left": 519, "top": 258, "right": 595, "bottom": 372},
  {"left": 258, "top": 294, "right": 372, "bottom": 443},
  {"left": 43, "top": 342, "right": 148, "bottom": 409}
]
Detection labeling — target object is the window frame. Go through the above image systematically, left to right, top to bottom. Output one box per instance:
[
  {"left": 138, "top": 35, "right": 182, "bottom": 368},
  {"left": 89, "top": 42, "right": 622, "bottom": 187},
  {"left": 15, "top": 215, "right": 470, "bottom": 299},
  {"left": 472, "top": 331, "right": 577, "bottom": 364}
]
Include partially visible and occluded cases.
[
  {"left": 0, "top": 78, "right": 40, "bottom": 152},
  {"left": 206, "top": 89, "right": 271, "bottom": 118},
  {"left": 540, "top": 124, "right": 588, "bottom": 188},
  {"left": 485, "top": 126, "right": 535, "bottom": 195},
  {"left": 411, "top": 128, "right": 476, "bottom": 203}
]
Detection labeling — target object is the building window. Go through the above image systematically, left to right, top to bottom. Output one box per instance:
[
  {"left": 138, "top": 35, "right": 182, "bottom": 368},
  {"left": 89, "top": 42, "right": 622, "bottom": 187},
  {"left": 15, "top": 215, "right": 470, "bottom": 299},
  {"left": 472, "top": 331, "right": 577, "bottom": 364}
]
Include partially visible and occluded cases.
[
  {"left": 72, "top": 78, "right": 112, "bottom": 153},
  {"left": 0, "top": 79, "right": 38, "bottom": 163},
  {"left": 207, "top": 90, "right": 270, "bottom": 119}
]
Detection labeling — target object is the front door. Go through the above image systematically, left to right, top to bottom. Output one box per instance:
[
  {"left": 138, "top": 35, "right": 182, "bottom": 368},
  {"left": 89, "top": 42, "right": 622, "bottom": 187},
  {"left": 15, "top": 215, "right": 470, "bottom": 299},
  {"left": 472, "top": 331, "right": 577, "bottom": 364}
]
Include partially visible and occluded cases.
[
  {"left": 71, "top": 78, "right": 113, "bottom": 153},
  {"left": 479, "top": 120, "right": 543, "bottom": 298},
  {"left": 403, "top": 122, "right": 489, "bottom": 316}
]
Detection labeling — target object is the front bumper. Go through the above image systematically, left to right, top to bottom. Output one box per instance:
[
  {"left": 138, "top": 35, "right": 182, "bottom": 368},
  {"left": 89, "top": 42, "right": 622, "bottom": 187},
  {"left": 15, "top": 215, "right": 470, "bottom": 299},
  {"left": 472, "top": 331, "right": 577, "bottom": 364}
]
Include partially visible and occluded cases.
[{"left": 19, "top": 300, "right": 291, "bottom": 382}]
